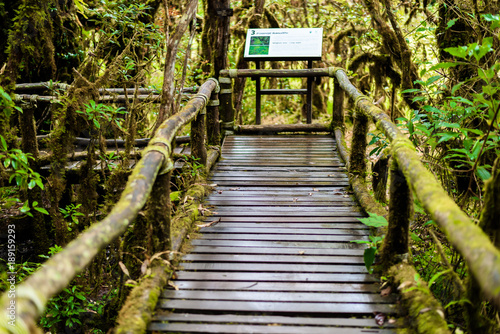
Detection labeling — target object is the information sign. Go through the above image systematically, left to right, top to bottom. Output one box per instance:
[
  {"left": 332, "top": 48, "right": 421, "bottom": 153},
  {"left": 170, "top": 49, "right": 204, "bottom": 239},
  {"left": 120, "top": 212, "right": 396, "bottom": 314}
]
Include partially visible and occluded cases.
[{"left": 244, "top": 28, "right": 323, "bottom": 60}]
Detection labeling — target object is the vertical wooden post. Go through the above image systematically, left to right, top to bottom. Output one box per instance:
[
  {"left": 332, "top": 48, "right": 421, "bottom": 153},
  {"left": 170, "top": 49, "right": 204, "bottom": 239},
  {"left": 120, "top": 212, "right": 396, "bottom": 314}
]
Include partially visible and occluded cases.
[
  {"left": 306, "top": 60, "right": 313, "bottom": 124},
  {"left": 255, "top": 61, "right": 262, "bottom": 125},
  {"left": 219, "top": 75, "right": 234, "bottom": 135},
  {"left": 331, "top": 77, "right": 344, "bottom": 129},
  {"left": 206, "top": 84, "right": 220, "bottom": 146},
  {"left": 191, "top": 107, "right": 207, "bottom": 166},
  {"left": 349, "top": 111, "right": 369, "bottom": 177},
  {"left": 372, "top": 153, "right": 390, "bottom": 204},
  {"left": 381, "top": 158, "right": 412, "bottom": 266},
  {"left": 147, "top": 171, "right": 172, "bottom": 253}
]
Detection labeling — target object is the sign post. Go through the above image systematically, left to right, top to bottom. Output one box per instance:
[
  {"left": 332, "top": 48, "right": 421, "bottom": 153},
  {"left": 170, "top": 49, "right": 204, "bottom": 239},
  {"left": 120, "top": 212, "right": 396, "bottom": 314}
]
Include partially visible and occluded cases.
[{"left": 243, "top": 28, "right": 323, "bottom": 124}]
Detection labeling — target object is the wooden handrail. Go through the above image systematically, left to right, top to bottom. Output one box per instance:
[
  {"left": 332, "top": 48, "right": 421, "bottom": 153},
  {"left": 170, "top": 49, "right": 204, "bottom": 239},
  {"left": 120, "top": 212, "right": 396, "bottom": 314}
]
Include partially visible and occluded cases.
[
  {"left": 218, "top": 67, "right": 500, "bottom": 308},
  {"left": 329, "top": 68, "right": 500, "bottom": 308},
  {"left": 0, "top": 78, "right": 219, "bottom": 333}
]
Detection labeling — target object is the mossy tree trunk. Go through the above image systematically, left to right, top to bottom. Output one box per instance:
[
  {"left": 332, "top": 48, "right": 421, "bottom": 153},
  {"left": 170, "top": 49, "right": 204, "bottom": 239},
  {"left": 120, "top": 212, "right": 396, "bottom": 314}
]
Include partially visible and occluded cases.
[
  {"left": 155, "top": 0, "right": 199, "bottom": 131},
  {"left": 232, "top": 0, "right": 266, "bottom": 122}
]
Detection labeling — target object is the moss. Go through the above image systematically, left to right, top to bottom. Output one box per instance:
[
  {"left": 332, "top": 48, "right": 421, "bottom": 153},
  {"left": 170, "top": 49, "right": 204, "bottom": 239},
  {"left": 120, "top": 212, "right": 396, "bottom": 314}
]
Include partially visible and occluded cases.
[
  {"left": 389, "top": 263, "right": 450, "bottom": 334},
  {"left": 115, "top": 264, "right": 171, "bottom": 334}
]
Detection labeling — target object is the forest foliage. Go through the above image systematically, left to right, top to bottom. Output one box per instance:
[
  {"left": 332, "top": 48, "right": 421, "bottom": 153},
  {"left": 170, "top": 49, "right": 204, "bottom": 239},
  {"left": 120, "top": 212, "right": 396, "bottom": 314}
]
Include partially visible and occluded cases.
[{"left": 0, "top": 0, "right": 499, "bottom": 333}]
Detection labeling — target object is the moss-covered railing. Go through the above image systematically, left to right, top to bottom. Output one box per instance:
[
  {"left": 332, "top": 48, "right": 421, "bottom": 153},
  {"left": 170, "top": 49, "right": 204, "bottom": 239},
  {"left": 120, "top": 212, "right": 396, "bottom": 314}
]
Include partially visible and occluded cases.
[
  {"left": 219, "top": 68, "right": 500, "bottom": 331},
  {"left": 0, "top": 78, "right": 220, "bottom": 334}
]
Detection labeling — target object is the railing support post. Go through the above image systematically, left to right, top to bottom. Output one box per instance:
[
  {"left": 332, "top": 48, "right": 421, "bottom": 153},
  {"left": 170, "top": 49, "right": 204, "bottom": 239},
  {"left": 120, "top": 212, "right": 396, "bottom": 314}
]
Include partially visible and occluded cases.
[
  {"left": 219, "top": 75, "right": 234, "bottom": 136},
  {"left": 332, "top": 77, "right": 344, "bottom": 130},
  {"left": 206, "top": 82, "right": 220, "bottom": 146},
  {"left": 191, "top": 107, "right": 207, "bottom": 166},
  {"left": 349, "top": 111, "right": 368, "bottom": 177},
  {"left": 372, "top": 152, "right": 390, "bottom": 204},
  {"left": 382, "top": 158, "right": 412, "bottom": 266},
  {"left": 147, "top": 171, "right": 172, "bottom": 253}
]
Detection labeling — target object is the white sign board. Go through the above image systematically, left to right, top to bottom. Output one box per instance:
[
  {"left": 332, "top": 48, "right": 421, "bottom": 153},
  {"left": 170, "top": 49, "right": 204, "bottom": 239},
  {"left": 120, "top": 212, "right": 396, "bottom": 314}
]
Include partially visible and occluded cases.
[{"left": 244, "top": 28, "right": 323, "bottom": 60}]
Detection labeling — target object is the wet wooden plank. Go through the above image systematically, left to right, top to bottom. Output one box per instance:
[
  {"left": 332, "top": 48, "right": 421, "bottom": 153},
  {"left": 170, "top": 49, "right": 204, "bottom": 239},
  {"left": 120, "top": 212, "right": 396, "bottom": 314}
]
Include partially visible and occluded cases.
[
  {"left": 211, "top": 171, "right": 348, "bottom": 177},
  {"left": 206, "top": 200, "right": 356, "bottom": 207},
  {"left": 212, "top": 206, "right": 360, "bottom": 212},
  {"left": 211, "top": 210, "right": 364, "bottom": 217},
  {"left": 203, "top": 216, "right": 364, "bottom": 223},
  {"left": 199, "top": 223, "right": 368, "bottom": 229},
  {"left": 200, "top": 227, "right": 369, "bottom": 236},
  {"left": 198, "top": 234, "right": 368, "bottom": 242},
  {"left": 189, "top": 239, "right": 365, "bottom": 249},
  {"left": 189, "top": 246, "right": 366, "bottom": 256},
  {"left": 182, "top": 254, "right": 364, "bottom": 264},
  {"left": 180, "top": 262, "right": 368, "bottom": 273},
  {"left": 174, "top": 272, "right": 377, "bottom": 282},
  {"left": 166, "top": 280, "right": 379, "bottom": 292},
  {"left": 161, "top": 290, "right": 392, "bottom": 303},
  {"left": 157, "top": 300, "right": 395, "bottom": 314},
  {"left": 152, "top": 313, "right": 394, "bottom": 328},
  {"left": 149, "top": 323, "right": 395, "bottom": 333}
]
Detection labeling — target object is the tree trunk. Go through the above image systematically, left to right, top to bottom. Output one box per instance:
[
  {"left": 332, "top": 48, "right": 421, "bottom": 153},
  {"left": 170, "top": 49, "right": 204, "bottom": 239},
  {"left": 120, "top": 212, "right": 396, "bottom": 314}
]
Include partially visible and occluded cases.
[{"left": 155, "top": 0, "right": 198, "bottom": 132}]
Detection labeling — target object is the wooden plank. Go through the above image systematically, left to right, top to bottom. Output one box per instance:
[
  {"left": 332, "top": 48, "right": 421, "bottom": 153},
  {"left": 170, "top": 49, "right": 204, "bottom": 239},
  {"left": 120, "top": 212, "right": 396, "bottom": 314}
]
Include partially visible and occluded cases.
[
  {"left": 215, "top": 163, "right": 346, "bottom": 167},
  {"left": 213, "top": 166, "right": 346, "bottom": 172},
  {"left": 211, "top": 171, "right": 348, "bottom": 177},
  {"left": 210, "top": 177, "right": 348, "bottom": 182},
  {"left": 213, "top": 186, "right": 348, "bottom": 191},
  {"left": 206, "top": 200, "right": 356, "bottom": 207},
  {"left": 212, "top": 206, "right": 360, "bottom": 213},
  {"left": 211, "top": 210, "right": 364, "bottom": 217},
  {"left": 202, "top": 217, "right": 364, "bottom": 223},
  {"left": 198, "top": 223, "right": 368, "bottom": 229},
  {"left": 200, "top": 227, "right": 369, "bottom": 236},
  {"left": 198, "top": 234, "right": 368, "bottom": 242},
  {"left": 189, "top": 239, "right": 364, "bottom": 249},
  {"left": 189, "top": 246, "right": 366, "bottom": 256},
  {"left": 182, "top": 254, "right": 364, "bottom": 264},
  {"left": 180, "top": 262, "right": 368, "bottom": 273},
  {"left": 174, "top": 272, "right": 377, "bottom": 283},
  {"left": 166, "top": 280, "right": 379, "bottom": 292},
  {"left": 161, "top": 290, "right": 392, "bottom": 303},
  {"left": 157, "top": 300, "right": 395, "bottom": 314},
  {"left": 152, "top": 313, "right": 395, "bottom": 328},
  {"left": 149, "top": 323, "right": 396, "bottom": 333}
]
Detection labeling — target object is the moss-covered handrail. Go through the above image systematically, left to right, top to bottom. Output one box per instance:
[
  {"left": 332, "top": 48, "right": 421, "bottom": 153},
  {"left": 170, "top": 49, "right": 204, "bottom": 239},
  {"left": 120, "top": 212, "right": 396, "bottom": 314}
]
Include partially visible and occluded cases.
[
  {"left": 329, "top": 68, "right": 500, "bottom": 308},
  {"left": 0, "top": 78, "right": 219, "bottom": 334}
]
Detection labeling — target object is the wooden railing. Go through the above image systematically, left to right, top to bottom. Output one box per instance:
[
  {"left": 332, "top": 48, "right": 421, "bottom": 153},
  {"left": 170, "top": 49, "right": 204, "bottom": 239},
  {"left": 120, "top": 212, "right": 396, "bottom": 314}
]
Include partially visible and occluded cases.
[
  {"left": 218, "top": 68, "right": 500, "bottom": 318},
  {"left": 0, "top": 78, "right": 220, "bottom": 333}
]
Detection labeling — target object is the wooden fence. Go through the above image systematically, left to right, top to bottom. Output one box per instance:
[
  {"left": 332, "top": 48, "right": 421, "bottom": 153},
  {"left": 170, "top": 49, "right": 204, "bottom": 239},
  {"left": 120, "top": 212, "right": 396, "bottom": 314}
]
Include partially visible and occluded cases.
[{"left": 0, "top": 78, "right": 220, "bottom": 333}]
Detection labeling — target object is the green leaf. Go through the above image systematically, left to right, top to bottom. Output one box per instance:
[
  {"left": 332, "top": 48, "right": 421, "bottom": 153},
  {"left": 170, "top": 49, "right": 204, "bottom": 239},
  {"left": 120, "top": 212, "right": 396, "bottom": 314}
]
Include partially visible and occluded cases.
[
  {"left": 446, "top": 19, "right": 457, "bottom": 28},
  {"left": 444, "top": 46, "right": 468, "bottom": 59},
  {"left": 429, "top": 62, "right": 459, "bottom": 71},
  {"left": 426, "top": 75, "right": 442, "bottom": 85},
  {"left": 451, "top": 82, "right": 465, "bottom": 95},
  {"left": 401, "top": 88, "right": 421, "bottom": 94},
  {"left": 437, "top": 132, "right": 458, "bottom": 144},
  {"left": 0, "top": 136, "right": 7, "bottom": 151},
  {"left": 476, "top": 166, "right": 491, "bottom": 181},
  {"left": 20, "top": 200, "right": 30, "bottom": 214},
  {"left": 34, "top": 207, "right": 49, "bottom": 215},
  {"left": 357, "top": 212, "right": 388, "bottom": 228},
  {"left": 410, "top": 232, "right": 423, "bottom": 242},
  {"left": 364, "top": 247, "right": 376, "bottom": 273},
  {"left": 428, "top": 269, "right": 451, "bottom": 287}
]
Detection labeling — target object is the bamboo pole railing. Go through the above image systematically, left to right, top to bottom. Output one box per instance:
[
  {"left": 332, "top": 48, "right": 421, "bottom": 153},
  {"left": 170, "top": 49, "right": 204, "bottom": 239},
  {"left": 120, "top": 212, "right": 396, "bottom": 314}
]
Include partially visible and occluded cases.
[
  {"left": 218, "top": 67, "right": 500, "bottom": 310},
  {"left": 0, "top": 78, "right": 219, "bottom": 334}
]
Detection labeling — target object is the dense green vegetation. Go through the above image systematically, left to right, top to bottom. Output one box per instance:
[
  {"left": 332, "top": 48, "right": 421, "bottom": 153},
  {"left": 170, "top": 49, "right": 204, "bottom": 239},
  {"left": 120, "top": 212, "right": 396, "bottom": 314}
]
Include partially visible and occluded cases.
[{"left": 0, "top": 0, "right": 498, "bottom": 332}]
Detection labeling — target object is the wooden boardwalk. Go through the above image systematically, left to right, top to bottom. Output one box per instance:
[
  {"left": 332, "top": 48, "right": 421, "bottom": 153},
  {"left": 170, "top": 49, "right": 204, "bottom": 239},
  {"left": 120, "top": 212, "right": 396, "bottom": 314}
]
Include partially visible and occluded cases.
[{"left": 149, "top": 135, "right": 397, "bottom": 333}]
